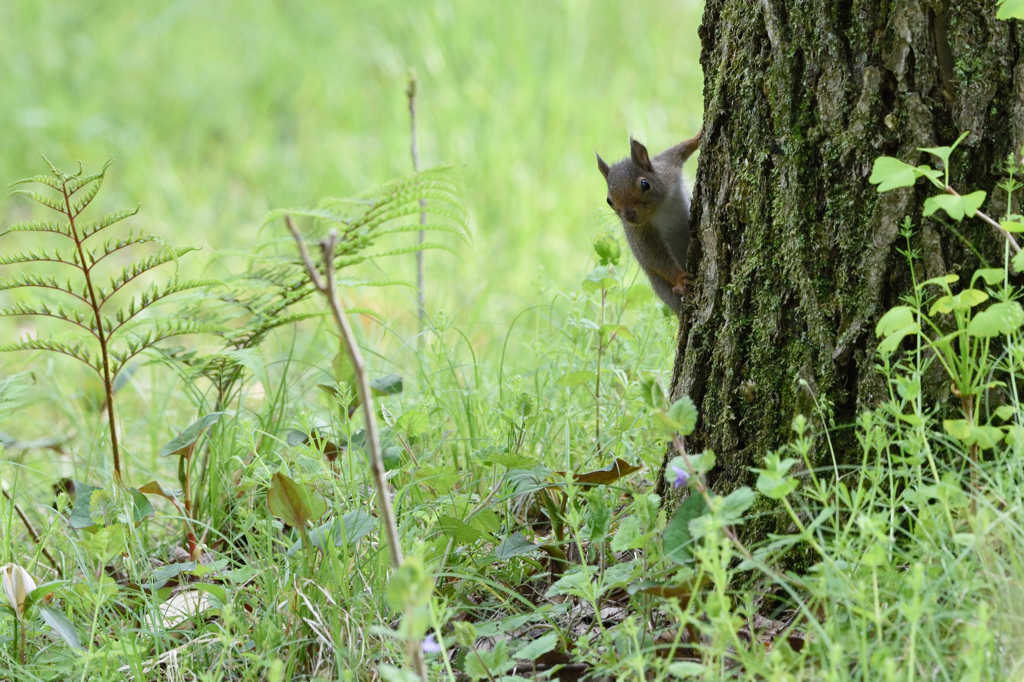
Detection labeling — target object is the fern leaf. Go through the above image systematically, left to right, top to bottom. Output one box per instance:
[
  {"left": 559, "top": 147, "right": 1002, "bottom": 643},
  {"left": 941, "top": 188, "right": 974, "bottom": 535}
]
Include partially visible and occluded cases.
[
  {"left": 65, "top": 158, "right": 114, "bottom": 195},
  {"left": 8, "top": 174, "right": 63, "bottom": 191},
  {"left": 9, "top": 188, "right": 66, "bottom": 213},
  {"left": 78, "top": 207, "right": 141, "bottom": 241},
  {"left": 261, "top": 207, "right": 352, "bottom": 228},
  {"left": 0, "top": 219, "right": 69, "bottom": 239},
  {"left": 372, "top": 220, "right": 471, "bottom": 243},
  {"left": 85, "top": 232, "right": 164, "bottom": 268},
  {"left": 367, "top": 242, "right": 458, "bottom": 260},
  {"left": 0, "top": 247, "right": 81, "bottom": 268},
  {"left": 100, "top": 248, "right": 201, "bottom": 303},
  {"left": 0, "top": 273, "right": 89, "bottom": 304},
  {"left": 106, "top": 279, "right": 221, "bottom": 336},
  {"left": 0, "top": 302, "right": 99, "bottom": 336},
  {"left": 108, "top": 321, "right": 224, "bottom": 375},
  {"left": 0, "top": 336, "right": 99, "bottom": 371}
]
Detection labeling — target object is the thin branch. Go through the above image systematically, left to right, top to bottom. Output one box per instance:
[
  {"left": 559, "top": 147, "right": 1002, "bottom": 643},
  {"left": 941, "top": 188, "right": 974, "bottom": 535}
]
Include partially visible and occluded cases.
[
  {"left": 407, "top": 72, "right": 428, "bottom": 337},
  {"left": 944, "top": 185, "right": 1021, "bottom": 254},
  {"left": 284, "top": 215, "right": 427, "bottom": 680},
  {"left": 1, "top": 487, "right": 61, "bottom": 577}
]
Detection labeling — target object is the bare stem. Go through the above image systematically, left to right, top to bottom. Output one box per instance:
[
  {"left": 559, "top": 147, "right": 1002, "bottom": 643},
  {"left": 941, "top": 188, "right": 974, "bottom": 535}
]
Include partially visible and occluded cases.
[
  {"left": 407, "top": 73, "right": 428, "bottom": 337},
  {"left": 62, "top": 181, "right": 122, "bottom": 482},
  {"left": 285, "top": 215, "right": 426, "bottom": 680}
]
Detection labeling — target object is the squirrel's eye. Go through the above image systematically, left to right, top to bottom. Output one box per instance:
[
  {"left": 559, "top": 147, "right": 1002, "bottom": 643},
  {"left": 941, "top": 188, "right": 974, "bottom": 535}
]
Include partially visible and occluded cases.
[
  {"left": 640, "top": 179, "right": 651, "bottom": 191},
  {"left": 606, "top": 197, "right": 613, "bottom": 207}
]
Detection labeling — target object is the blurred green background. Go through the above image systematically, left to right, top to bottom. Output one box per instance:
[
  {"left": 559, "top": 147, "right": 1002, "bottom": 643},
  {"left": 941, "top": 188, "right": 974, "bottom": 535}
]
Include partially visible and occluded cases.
[{"left": 0, "top": 0, "right": 703, "bottom": 338}]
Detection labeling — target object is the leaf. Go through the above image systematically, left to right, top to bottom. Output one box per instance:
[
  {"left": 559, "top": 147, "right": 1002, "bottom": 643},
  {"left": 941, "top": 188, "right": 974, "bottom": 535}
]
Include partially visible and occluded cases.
[
  {"left": 997, "top": 0, "right": 1024, "bottom": 20},
  {"left": 869, "top": 157, "right": 922, "bottom": 191},
  {"left": 923, "top": 191, "right": 986, "bottom": 221},
  {"left": 1001, "top": 220, "right": 1024, "bottom": 233},
  {"left": 581, "top": 265, "right": 619, "bottom": 292},
  {"left": 967, "top": 301, "right": 1024, "bottom": 338},
  {"left": 599, "top": 324, "right": 637, "bottom": 342},
  {"left": 558, "top": 371, "right": 596, "bottom": 388},
  {"left": 370, "top": 374, "right": 403, "bottom": 396},
  {"left": 395, "top": 409, "right": 429, "bottom": 436},
  {"left": 159, "top": 412, "right": 225, "bottom": 457},
  {"left": 574, "top": 458, "right": 642, "bottom": 485},
  {"left": 266, "top": 472, "right": 327, "bottom": 528},
  {"left": 68, "top": 480, "right": 102, "bottom": 530},
  {"left": 138, "top": 480, "right": 178, "bottom": 503},
  {"left": 130, "top": 488, "right": 155, "bottom": 524},
  {"left": 663, "top": 494, "right": 707, "bottom": 565},
  {"left": 287, "top": 510, "right": 377, "bottom": 556},
  {"left": 437, "top": 514, "right": 483, "bottom": 544},
  {"left": 493, "top": 532, "right": 541, "bottom": 560},
  {"left": 38, "top": 605, "right": 82, "bottom": 651},
  {"left": 514, "top": 633, "right": 559, "bottom": 661},
  {"left": 668, "top": 662, "right": 708, "bottom": 678}
]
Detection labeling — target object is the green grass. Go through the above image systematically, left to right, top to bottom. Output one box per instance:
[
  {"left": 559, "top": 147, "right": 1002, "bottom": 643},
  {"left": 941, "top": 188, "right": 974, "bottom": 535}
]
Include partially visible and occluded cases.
[{"left": 2, "top": 2, "right": 1024, "bottom": 681}]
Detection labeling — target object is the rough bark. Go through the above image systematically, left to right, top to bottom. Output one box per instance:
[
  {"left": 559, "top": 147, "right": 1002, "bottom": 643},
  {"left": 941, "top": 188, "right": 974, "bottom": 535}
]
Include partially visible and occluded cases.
[{"left": 661, "top": 0, "right": 1023, "bottom": 532}]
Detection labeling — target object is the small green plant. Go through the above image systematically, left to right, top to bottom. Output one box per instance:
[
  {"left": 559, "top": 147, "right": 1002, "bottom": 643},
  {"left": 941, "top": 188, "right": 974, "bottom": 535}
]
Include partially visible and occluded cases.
[{"left": 0, "top": 157, "right": 216, "bottom": 482}]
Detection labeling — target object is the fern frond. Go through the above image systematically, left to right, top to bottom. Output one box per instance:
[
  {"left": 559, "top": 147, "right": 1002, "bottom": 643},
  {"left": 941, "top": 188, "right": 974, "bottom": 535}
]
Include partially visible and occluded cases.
[
  {"left": 65, "top": 158, "right": 114, "bottom": 194},
  {"left": 8, "top": 174, "right": 63, "bottom": 191},
  {"left": 71, "top": 174, "right": 109, "bottom": 218},
  {"left": 8, "top": 189, "right": 66, "bottom": 213},
  {"left": 78, "top": 207, "right": 141, "bottom": 241},
  {"left": 261, "top": 207, "right": 352, "bottom": 228},
  {"left": 0, "top": 219, "right": 69, "bottom": 239},
  {"left": 373, "top": 221, "right": 470, "bottom": 242},
  {"left": 85, "top": 232, "right": 164, "bottom": 268},
  {"left": 367, "top": 242, "right": 458, "bottom": 260},
  {"left": 0, "top": 247, "right": 81, "bottom": 269},
  {"left": 99, "top": 248, "right": 200, "bottom": 303},
  {"left": 0, "top": 274, "right": 88, "bottom": 304},
  {"left": 106, "top": 279, "right": 221, "bottom": 335},
  {"left": 0, "top": 302, "right": 98, "bottom": 336},
  {"left": 222, "top": 311, "right": 325, "bottom": 346},
  {"left": 108, "top": 321, "right": 225, "bottom": 375},
  {"left": 0, "top": 335, "right": 98, "bottom": 371}
]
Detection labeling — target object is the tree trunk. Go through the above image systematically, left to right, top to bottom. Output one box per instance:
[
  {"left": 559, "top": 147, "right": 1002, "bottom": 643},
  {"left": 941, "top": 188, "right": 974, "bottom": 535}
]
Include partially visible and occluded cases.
[{"left": 661, "top": 0, "right": 1023, "bottom": 527}]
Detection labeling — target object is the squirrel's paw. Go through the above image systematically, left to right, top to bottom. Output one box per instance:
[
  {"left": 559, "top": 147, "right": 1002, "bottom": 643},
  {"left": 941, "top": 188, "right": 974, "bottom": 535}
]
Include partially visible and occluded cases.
[{"left": 672, "top": 271, "right": 696, "bottom": 296}]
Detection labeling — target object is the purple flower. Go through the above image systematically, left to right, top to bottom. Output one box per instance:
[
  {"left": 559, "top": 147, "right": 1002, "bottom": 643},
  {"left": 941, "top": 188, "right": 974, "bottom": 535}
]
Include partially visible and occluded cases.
[
  {"left": 671, "top": 465, "right": 690, "bottom": 489},
  {"left": 422, "top": 634, "right": 442, "bottom": 654}
]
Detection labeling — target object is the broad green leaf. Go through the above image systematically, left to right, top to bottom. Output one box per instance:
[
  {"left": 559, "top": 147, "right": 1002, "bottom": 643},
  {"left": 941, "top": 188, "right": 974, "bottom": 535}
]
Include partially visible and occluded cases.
[
  {"left": 997, "top": 0, "right": 1024, "bottom": 19},
  {"left": 919, "top": 133, "right": 968, "bottom": 168},
  {"left": 869, "top": 157, "right": 919, "bottom": 191},
  {"left": 923, "top": 191, "right": 986, "bottom": 221},
  {"left": 1001, "top": 220, "right": 1024, "bottom": 233},
  {"left": 593, "top": 234, "right": 621, "bottom": 266},
  {"left": 582, "top": 265, "right": 619, "bottom": 292},
  {"left": 973, "top": 268, "right": 1006, "bottom": 286},
  {"left": 967, "top": 301, "right": 1024, "bottom": 337},
  {"left": 875, "top": 306, "right": 916, "bottom": 337},
  {"left": 332, "top": 350, "right": 356, "bottom": 386},
  {"left": 558, "top": 370, "right": 596, "bottom": 387},
  {"left": 370, "top": 374, "right": 403, "bottom": 396},
  {"left": 667, "top": 396, "right": 698, "bottom": 435},
  {"left": 995, "top": 405, "right": 1017, "bottom": 421},
  {"left": 394, "top": 409, "right": 429, "bottom": 436},
  {"left": 159, "top": 412, "right": 224, "bottom": 457},
  {"left": 943, "top": 419, "right": 971, "bottom": 441},
  {"left": 970, "top": 425, "right": 1005, "bottom": 450},
  {"left": 574, "top": 458, "right": 642, "bottom": 485},
  {"left": 266, "top": 472, "right": 327, "bottom": 528},
  {"left": 69, "top": 480, "right": 102, "bottom": 530},
  {"left": 718, "top": 486, "right": 756, "bottom": 525},
  {"left": 130, "top": 488, "right": 155, "bottom": 524},
  {"left": 663, "top": 493, "right": 706, "bottom": 565},
  {"left": 288, "top": 510, "right": 376, "bottom": 556},
  {"left": 437, "top": 514, "right": 483, "bottom": 544},
  {"left": 610, "top": 515, "right": 646, "bottom": 552},
  {"left": 493, "top": 532, "right": 541, "bottom": 560},
  {"left": 38, "top": 605, "right": 82, "bottom": 651},
  {"left": 514, "top": 633, "right": 559, "bottom": 661},
  {"left": 668, "top": 662, "right": 709, "bottom": 678}
]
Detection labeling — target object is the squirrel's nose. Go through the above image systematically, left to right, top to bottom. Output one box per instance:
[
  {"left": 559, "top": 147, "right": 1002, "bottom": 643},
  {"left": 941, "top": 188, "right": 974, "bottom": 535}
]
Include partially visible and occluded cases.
[{"left": 623, "top": 207, "right": 637, "bottom": 222}]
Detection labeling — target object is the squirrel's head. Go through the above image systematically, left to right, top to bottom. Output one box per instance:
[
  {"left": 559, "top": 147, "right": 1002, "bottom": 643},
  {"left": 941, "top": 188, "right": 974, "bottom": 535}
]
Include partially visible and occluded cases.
[{"left": 596, "top": 138, "right": 668, "bottom": 226}]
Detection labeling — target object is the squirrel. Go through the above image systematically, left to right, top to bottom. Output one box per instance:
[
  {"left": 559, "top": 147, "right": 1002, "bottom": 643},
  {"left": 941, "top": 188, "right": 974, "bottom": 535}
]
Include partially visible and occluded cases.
[{"left": 596, "top": 132, "right": 700, "bottom": 315}]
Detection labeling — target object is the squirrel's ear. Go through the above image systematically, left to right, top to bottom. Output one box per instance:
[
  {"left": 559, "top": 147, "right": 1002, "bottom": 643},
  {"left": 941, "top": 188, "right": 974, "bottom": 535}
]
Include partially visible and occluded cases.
[
  {"left": 629, "top": 138, "right": 654, "bottom": 172},
  {"left": 596, "top": 152, "right": 610, "bottom": 180}
]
